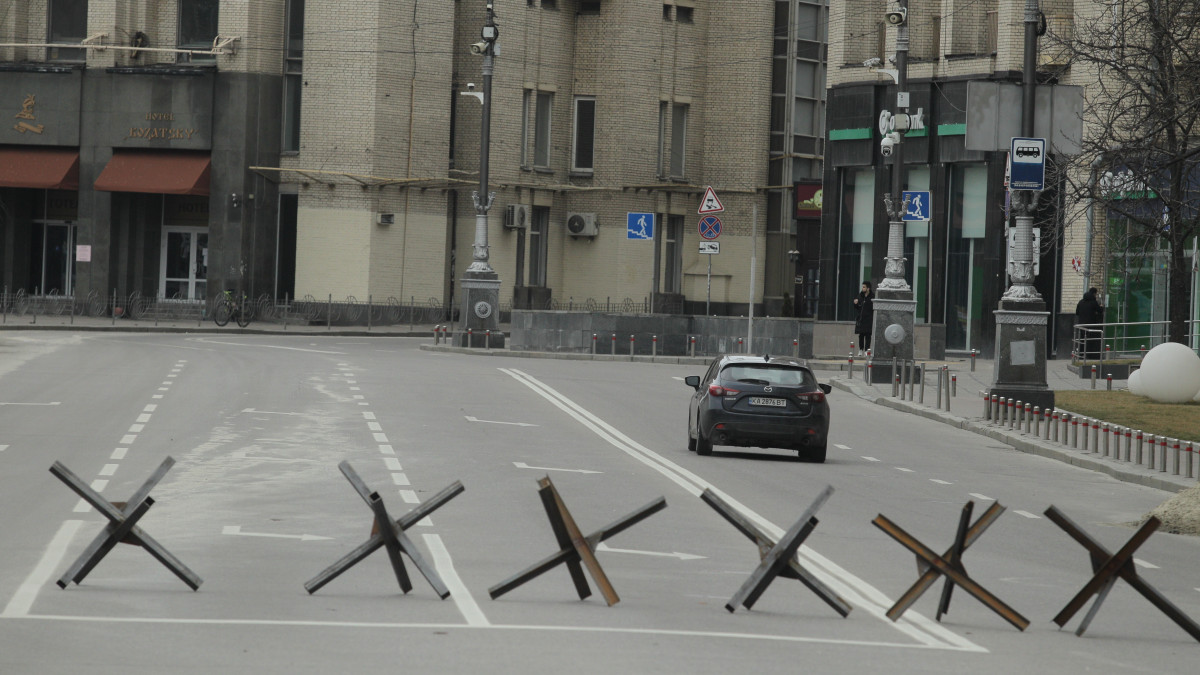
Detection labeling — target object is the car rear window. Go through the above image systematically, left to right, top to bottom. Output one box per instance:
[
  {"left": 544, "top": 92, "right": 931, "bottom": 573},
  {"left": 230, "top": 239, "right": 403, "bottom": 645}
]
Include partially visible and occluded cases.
[{"left": 719, "top": 365, "right": 815, "bottom": 387}]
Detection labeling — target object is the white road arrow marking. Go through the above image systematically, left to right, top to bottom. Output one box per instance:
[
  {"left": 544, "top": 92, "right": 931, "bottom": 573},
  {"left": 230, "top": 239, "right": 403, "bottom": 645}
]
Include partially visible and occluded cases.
[
  {"left": 465, "top": 416, "right": 538, "bottom": 427},
  {"left": 512, "top": 461, "right": 601, "bottom": 474},
  {"left": 222, "top": 525, "right": 331, "bottom": 541},
  {"left": 596, "top": 542, "right": 705, "bottom": 560}
]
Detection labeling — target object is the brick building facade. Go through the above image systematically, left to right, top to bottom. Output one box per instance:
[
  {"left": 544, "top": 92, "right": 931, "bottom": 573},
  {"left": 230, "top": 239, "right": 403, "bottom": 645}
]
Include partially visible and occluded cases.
[{"left": 1, "top": 0, "right": 828, "bottom": 321}]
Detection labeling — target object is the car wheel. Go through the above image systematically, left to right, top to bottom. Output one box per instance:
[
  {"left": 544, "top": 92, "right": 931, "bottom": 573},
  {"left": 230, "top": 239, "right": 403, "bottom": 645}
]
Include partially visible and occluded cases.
[
  {"left": 687, "top": 429, "right": 696, "bottom": 452},
  {"left": 695, "top": 430, "right": 713, "bottom": 456},
  {"left": 799, "top": 444, "right": 827, "bottom": 463}
]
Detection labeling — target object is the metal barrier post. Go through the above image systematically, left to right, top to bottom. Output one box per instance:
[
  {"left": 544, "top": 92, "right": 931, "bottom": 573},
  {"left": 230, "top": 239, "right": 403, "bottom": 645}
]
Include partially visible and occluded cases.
[
  {"left": 111, "top": 289, "right": 117, "bottom": 326},
  {"left": 327, "top": 294, "right": 332, "bottom": 330},
  {"left": 367, "top": 295, "right": 373, "bottom": 331},
  {"left": 467, "top": 327, "right": 473, "bottom": 347},
  {"left": 486, "top": 329, "right": 492, "bottom": 349},
  {"left": 592, "top": 333, "right": 597, "bottom": 355},
  {"left": 612, "top": 333, "right": 617, "bottom": 355},
  {"left": 629, "top": 334, "right": 635, "bottom": 357},
  {"left": 652, "top": 335, "right": 658, "bottom": 358},
  {"left": 690, "top": 335, "right": 696, "bottom": 357},
  {"left": 793, "top": 338, "right": 799, "bottom": 358},
  {"left": 971, "top": 349, "right": 977, "bottom": 372},
  {"left": 849, "top": 351, "right": 855, "bottom": 372},
  {"left": 866, "top": 358, "right": 872, "bottom": 383},
  {"left": 891, "top": 359, "right": 898, "bottom": 397},
  {"left": 898, "top": 360, "right": 906, "bottom": 400},
  {"left": 908, "top": 361, "right": 916, "bottom": 400},
  {"left": 1091, "top": 364, "right": 1097, "bottom": 389},
  {"left": 918, "top": 365, "right": 926, "bottom": 404},
  {"left": 936, "top": 368, "right": 943, "bottom": 409},
  {"left": 944, "top": 368, "right": 951, "bottom": 413},
  {"left": 894, "top": 371, "right": 901, "bottom": 398},
  {"left": 952, "top": 374, "right": 957, "bottom": 397},
  {"left": 1106, "top": 375, "right": 1112, "bottom": 391},
  {"left": 984, "top": 392, "right": 991, "bottom": 420},
  {"left": 993, "top": 395, "right": 1001, "bottom": 423},
  {"left": 1024, "top": 403, "right": 1032, "bottom": 433},
  {"left": 1033, "top": 406, "right": 1040, "bottom": 436},
  {"left": 1071, "top": 416, "right": 1079, "bottom": 448},
  {"left": 1081, "top": 419, "right": 1090, "bottom": 451},
  {"left": 1093, "top": 421, "right": 1101, "bottom": 454},
  {"left": 1102, "top": 424, "right": 1109, "bottom": 456},
  {"left": 1124, "top": 427, "right": 1132, "bottom": 462},
  {"left": 1136, "top": 430, "right": 1144, "bottom": 465},
  {"left": 1160, "top": 437, "right": 1169, "bottom": 473},
  {"left": 1172, "top": 439, "right": 1181, "bottom": 475},
  {"left": 1186, "top": 441, "right": 1194, "bottom": 479}
]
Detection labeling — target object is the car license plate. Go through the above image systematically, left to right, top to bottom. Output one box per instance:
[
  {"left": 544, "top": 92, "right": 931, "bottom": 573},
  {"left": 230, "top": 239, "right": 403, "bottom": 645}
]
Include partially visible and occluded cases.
[{"left": 749, "top": 397, "right": 787, "bottom": 407}]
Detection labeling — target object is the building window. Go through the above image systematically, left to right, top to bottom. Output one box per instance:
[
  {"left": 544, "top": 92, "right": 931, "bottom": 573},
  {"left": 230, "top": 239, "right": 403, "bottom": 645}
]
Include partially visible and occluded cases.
[
  {"left": 48, "top": 0, "right": 88, "bottom": 61},
  {"left": 178, "top": 0, "right": 219, "bottom": 63},
  {"left": 282, "top": 0, "right": 304, "bottom": 152},
  {"left": 542, "top": 0, "right": 557, "bottom": 9},
  {"left": 579, "top": 1, "right": 601, "bottom": 15},
  {"left": 663, "top": 5, "right": 672, "bottom": 20},
  {"left": 676, "top": 6, "right": 694, "bottom": 23},
  {"left": 520, "top": 90, "right": 532, "bottom": 167},
  {"left": 534, "top": 91, "right": 553, "bottom": 169},
  {"left": 572, "top": 96, "right": 596, "bottom": 173},
  {"left": 657, "top": 102, "right": 669, "bottom": 176},
  {"left": 669, "top": 103, "right": 688, "bottom": 179},
  {"left": 529, "top": 207, "right": 549, "bottom": 287},
  {"left": 664, "top": 215, "right": 683, "bottom": 293}
]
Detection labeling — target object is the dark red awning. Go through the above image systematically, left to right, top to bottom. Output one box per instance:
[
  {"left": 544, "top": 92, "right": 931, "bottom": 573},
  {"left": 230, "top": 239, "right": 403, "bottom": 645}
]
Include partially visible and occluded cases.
[
  {"left": 0, "top": 146, "right": 80, "bottom": 190},
  {"left": 94, "top": 151, "right": 211, "bottom": 196}
]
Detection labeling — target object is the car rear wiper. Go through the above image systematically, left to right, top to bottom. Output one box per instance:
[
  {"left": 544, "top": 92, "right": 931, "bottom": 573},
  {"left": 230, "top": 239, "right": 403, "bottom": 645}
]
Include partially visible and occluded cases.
[{"left": 736, "top": 378, "right": 771, "bottom": 385}]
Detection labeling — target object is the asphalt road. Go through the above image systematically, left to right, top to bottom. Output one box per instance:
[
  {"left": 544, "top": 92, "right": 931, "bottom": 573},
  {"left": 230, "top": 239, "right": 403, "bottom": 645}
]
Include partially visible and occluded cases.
[{"left": 1, "top": 332, "right": 1197, "bottom": 674}]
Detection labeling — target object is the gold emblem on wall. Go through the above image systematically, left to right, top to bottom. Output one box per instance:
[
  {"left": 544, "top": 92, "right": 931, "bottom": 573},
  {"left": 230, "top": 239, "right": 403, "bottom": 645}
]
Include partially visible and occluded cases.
[{"left": 13, "top": 94, "right": 45, "bottom": 134}]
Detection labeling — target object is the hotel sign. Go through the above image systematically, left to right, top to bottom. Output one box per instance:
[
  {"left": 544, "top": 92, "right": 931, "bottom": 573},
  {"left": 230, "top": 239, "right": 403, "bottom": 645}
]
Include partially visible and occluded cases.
[
  {"left": 0, "top": 71, "right": 82, "bottom": 146},
  {"left": 97, "top": 73, "right": 214, "bottom": 149}
]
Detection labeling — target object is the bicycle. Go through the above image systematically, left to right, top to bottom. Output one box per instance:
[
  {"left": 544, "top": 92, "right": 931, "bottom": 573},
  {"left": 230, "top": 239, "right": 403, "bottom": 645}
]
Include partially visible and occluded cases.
[{"left": 213, "top": 289, "right": 251, "bottom": 328}]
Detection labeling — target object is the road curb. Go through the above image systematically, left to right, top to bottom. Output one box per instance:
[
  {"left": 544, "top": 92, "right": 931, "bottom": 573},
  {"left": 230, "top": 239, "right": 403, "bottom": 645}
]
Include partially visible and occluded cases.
[{"left": 830, "top": 376, "right": 1194, "bottom": 493}]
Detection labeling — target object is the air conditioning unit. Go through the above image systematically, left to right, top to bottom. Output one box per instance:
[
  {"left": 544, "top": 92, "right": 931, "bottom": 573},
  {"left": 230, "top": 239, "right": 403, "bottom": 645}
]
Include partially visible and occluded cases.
[
  {"left": 505, "top": 204, "right": 530, "bottom": 230},
  {"left": 565, "top": 212, "right": 598, "bottom": 237},
  {"left": 376, "top": 213, "right": 395, "bottom": 225}
]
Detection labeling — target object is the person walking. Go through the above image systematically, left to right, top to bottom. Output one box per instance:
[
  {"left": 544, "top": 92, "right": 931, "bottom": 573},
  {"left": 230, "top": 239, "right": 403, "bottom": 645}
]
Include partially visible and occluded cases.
[
  {"left": 853, "top": 281, "right": 874, "bottom": 356},
  {"left": 1075, "top": 287, "right": 1105, "bottom": 359}
]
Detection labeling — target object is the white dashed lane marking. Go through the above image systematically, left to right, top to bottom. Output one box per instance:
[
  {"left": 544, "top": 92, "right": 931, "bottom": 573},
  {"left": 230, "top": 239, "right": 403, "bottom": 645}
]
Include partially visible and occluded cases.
[
  {"left": 862, "top": 456, "right": 880, "bottom": 462},
  {"left": 383, "top": 458, "right": 403, "bottom": 471},
  {"left": 896, "top": 467, "right": 914, "bottom": 473},
  {"left": 930, "top": 479, "right": 952, "bottom": 485},
  {"left": 969, "top": 493, "right": 994, "bottom": 502},
  {"left": 1014, "top": 510, "right": 1040, "bottom": 519},
  {"left": 1134, "top": 559, "right": 1159, "bottom": 569}
]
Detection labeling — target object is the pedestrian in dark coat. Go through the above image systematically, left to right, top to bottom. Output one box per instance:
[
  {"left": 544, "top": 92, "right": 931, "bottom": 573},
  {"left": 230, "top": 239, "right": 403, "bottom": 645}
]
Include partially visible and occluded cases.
[
  {"left": 853, "top": 281, "right": 874, "bottom": 355},
  {"left": 1075, "top": 287, "right": 1105, "bottom": 359}
]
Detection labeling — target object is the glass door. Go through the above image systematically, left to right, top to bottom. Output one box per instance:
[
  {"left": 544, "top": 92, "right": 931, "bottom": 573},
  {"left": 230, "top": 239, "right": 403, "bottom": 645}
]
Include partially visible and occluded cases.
[
  {"left": 31, "top": 221, "right": 77, "bottom": 295},
  {"left": 160, "top": 227, "right": 208, "bottom": 300}
]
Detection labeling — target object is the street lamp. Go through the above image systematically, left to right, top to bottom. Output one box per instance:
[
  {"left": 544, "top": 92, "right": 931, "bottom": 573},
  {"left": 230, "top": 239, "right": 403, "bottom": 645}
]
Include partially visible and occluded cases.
[{"left": 458, "top": 3, "right": 504, "bottom": 347}]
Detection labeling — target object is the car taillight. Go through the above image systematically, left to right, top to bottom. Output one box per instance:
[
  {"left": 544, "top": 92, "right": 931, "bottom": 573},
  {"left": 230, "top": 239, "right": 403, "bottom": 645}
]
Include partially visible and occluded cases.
[
  {"left": 709, "top": 384, "right": 740, "bottom": 397},
  {"left": 795, "top": 392, "right": 825, "bottom": 403}
]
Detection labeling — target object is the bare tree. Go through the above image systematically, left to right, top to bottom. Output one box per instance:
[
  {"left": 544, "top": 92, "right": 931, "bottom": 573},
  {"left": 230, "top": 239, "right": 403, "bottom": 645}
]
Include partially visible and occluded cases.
[{"left": 1047, "top": 0, "right": 1200, "bottom": 343}]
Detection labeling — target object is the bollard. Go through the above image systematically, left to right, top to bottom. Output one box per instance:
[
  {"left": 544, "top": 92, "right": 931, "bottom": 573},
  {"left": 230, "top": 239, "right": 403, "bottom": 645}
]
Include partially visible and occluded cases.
[
  {"left": 434, "top": 325, "right": 441, "bottom": 344},
  {"left": 467, "top": 327, "right": 473, "bottom": 347},
  {"left": 486, "top": 329, "right": 492, "bottom": 349},
  {"left": 592, "top": 333, "right": 597, "bottom": 355},
  {"left": 612, "top": 333, "right": 617, "bottom": 355},
  {"left": 629, "top": 334, "right": 635, "bottom": 357},
  {"left": 652, "top": 335, "right": 658, "bottom": 358},
  {"left": 690, "top": 335, "right": 696, "bottom": 357},
  {"left": 739, "top": 337, "right": 744, "bottom": 351},
  {"left": 793, "top": 338, "right": 799, "bottom": 358},
  {"left": 971, "top": 348, "right": 977, "bottom": 372},
  {"left": 849, "top": 351, "right": 855, "bottom": 370},
  {"left": 891, "top": 358, "right": 898, "bottom": 395},
  {"left": 866, "top": 359, "right": 872, "bottom": 383},
  {"left": 898, "top": 360, "right": 907, "bottom": 400},
  {"left": 908, "top": 361, "right": 917, "bottom": 400},
  {"left": 1091, "top": 364, "right": 1097, "bottom": 389},
  {"left": 918, "top": 365, "right": 926, "bottom": 404},
  {"left": 936, "top": 369, "right": 944, "bottom": 410},
  {"left": 944, "top": 369, "right": 951, "bottom": 413},
  {"left": 894, "top": 372, "right": 901, "bottom": 398},
  {"left": 951, "top": 374, "right": 957, "bottom": 397},
  {"left": 1106, "top": 374, "right": 1112, "bottom": 391},
  {"left": 984, "top": 393, "right": 991, "bottom": 420},
  {"left": 1009, "top": 399, "right": 1017, "bottom": 429},
  {"left": 1025, "top": 403, "right": 1033, "bottom": 434},
  {"left": 1033, "top": 406, "right": 1040, "bottom": 436},
  {"left": 1051, "top": 410, "right": 1059, "bottom": 442},
  {"left": 1071, "top": 416, "right": 1080, "bottom": 449},
  {"left": 1081, "top": 419, "right": 1091, "bottom": 452},
  {"left": 1092, "top": 420, "right": 1101, "bottom": 454},
  {"left": 1102, "top": 424, "right": 1110, "bottom": 457},
  {"left": 1124, "top": 427, "right": 1132, "bottom": 462},
  {"left": 1135, "top": 430, "right": 1144, "bottom": 465},
  {"left": 1148, "top": 435, "right": 1157, "bottom": 470},
  {"left": 1159, "top": 436, "right": 1168, "bottom": 473},
  {"left": 1172, "top": 439, "right": 1181, "bottom": 475},
  {"left": 1187, "top": 441, "right": 1195, "bottom": 479}
]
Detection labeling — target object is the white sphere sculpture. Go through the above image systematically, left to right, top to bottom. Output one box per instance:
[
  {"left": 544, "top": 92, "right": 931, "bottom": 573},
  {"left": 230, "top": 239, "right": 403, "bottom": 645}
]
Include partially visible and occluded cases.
[
  {"left": 1137, "top": 342, "right": 1200, "bottom": 403},
  {"left": 1128, "top": 368, "right": 1145, "bottom": 396}
]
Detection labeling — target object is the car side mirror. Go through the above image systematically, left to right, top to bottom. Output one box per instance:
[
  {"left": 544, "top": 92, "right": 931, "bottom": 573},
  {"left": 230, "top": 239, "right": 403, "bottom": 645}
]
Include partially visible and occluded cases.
[
  {"left": 684, "top": 375, "right": 701, "bottom": 389},
  {"left": 819, "top": 383, "right": 832, "bottom": 395}
]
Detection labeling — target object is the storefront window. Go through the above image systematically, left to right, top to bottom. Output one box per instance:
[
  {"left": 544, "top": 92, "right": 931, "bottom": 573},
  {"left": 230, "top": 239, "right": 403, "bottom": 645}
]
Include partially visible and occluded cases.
[
  {"left": 945, "top": 164, "right": 987, "bottom": 351},
  {"left": 836, "top": 168, "right": 874, "bottom": 321},
  {"left": 1104, "top": 211, "right": 1168, "bottom": 347}
]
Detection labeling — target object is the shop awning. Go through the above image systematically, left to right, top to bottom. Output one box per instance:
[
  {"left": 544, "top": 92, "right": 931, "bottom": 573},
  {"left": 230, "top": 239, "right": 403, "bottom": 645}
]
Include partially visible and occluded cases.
[
  {"left": 0, "top": 146, "right": 80, "bottom": 190},
  {"left": 94, "top": 151, "right": 211, "bottom": 196}
]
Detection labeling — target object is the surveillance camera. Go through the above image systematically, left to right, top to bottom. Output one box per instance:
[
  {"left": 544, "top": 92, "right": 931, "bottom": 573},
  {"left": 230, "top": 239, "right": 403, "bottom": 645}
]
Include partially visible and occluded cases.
[
  {"left": 885, "top": 8, "right": 907, "bottom": 25},
  {"left": 469, "top": 41, "right": 488, "bottom": 56},
  {"left": 862, "top": 57, "right": 882, "bottom": 69},
  {"left": 466, "top": 83, "right": 475, "bottom": 91},
  {"left": 880, "top": 133, "right": 898, "bottom": 158}
]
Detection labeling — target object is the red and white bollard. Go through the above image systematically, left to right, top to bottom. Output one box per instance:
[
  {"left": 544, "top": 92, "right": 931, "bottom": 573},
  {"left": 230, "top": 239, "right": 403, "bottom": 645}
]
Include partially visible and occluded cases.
[{"left": 984, "top": 392, "right": 992, "bottom": 420}]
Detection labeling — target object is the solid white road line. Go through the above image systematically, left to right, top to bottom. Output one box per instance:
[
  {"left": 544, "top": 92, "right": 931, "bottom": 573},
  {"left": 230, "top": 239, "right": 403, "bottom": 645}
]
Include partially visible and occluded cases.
[
  {"left": 192, "top": 338, "right": 345, "bottom": 354},
  {"left": 498, "top": 368, "right": 985, "bottom": 653},
  {"left": 512, "top": 461, "right": 602, "bottom": 475},
  {"left": 1, "top": 520, "right": 82, "bottom": 617},
  {"left": 425, "top": 533, "right": 490, "bottom": 627}
]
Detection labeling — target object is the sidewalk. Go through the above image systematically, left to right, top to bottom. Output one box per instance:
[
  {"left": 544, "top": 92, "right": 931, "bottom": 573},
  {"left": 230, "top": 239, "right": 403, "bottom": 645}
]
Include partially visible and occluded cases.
[{"left": 4, "top": 313, "right": 1193, "bottom": 492}]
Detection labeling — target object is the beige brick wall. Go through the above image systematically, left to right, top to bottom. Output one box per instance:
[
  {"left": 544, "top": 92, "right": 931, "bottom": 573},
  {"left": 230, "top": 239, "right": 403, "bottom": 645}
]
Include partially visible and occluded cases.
[{"left": 295, "top": 206, "right": 372, "bottom": 297}]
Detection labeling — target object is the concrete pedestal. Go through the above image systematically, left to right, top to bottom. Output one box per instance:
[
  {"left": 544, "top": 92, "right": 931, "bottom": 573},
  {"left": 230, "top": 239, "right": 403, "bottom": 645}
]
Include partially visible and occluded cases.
[
  {"left": 458, "top": 272, "right": 505, "bottom": 348},
  {"left": 870, "top": 294, "right": 916, "bottom": 362},
  {"left": 988, "top": 301, "right": 1054, "bottom": 410}
]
